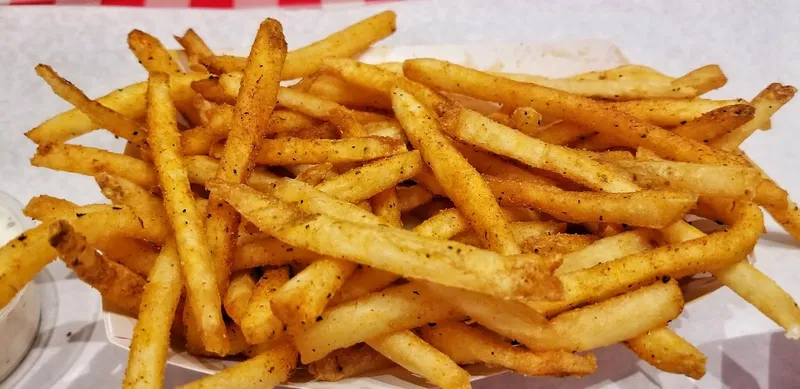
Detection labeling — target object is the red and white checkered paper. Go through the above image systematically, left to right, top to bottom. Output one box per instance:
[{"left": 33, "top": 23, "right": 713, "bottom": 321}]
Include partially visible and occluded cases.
[{"left": 2, "top": 0, "right": 391, "bottom": 7}]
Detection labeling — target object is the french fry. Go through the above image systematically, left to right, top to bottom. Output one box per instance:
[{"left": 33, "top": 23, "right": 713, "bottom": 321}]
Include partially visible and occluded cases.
[
  {"left": 204, "top": 11, "right": 396, "bottom": 81},
  {"left": 206, "top": 18, "right": 287, "bottom": 296},
  {"left": 128, "top": 29, "right": 205, "bottom": 126},
  {"left": 175, "top": 29, "right": 213, "bottom": 73},
  {"left": 34, "top": 64, "right": 148, "bottom": 149},
  {"left": 569, "top": 64, "right": 673, "bottom": 82},
  {"left": 670, "top": 64, "right": 727, "bottom": 95},
  {"left": 494, "top": 72, "right": 698, "bottom": 100},
  {"left": 147, "top": 73, "right": 228, "bottom": 354},
  {"left": 307, "top": 73, "right": 392, "bottom": 109},
  {"left": 26, "top": 81, "right": 147, "bottom": 144},
  {"left": 709, "top": 83, "right": 796, "bottom": 150},
  {"left": 393, "top": 88, "right": 520, "bottom": 255},
  {"left": 604, "top": 98, "right": 747, "bottom": 127},
  {"left": 672, "top": 104, "right": 755, "bottom": 142},
  {"left": 508, "top": 106, "right": 542, "bottom": 135},
  {"left": 487, "top": 112, "right": 511, "bottom": 126},
  {"left": 534, "top": 121, "right": 596, "bottom": 146},
  {"left": 210, "top": 136, "right": 406, "bottom": 166},
  {"left": 31, "top": 143, "right": 159, "bottom": 189},
  {"left": 452, "top": 143, "right": 556, "bottom": 186},
  {"left": 314, "top": 151, "right": 422, "bottom": 202},
  {"left": 737, "top": 151, "right": 800, "bottom": 242},
  {"left": 185, "top": 155, "right": 279, "bottom": 192},
  {"left": 614, "top": 160, "right": 762, "bottom": 200},
  {"left": 293, "top": 163, "right": 336, "bottom": 185},
  {"left": 95, "top": 173, "right": 169, "bottom": 235},
  {"left": 485, "top": 176, "right": 697, "bottom": 228},
  {"left": 209, "top": 180, "right": 561, "bottom": 300},
  {"left": 397, "top": 185, "right": 434, "bottom": 212},
  {"left": 371, "top": 188, "right": 402, "bottom": 228},
  {"left": 23, "top": 195, "right": 160, "bottom": 276},
  {"left": 531, "top": 201, "right": 762, "bottom": 316},
  {"left": 412, "top": 208, "right": 473, "bottom": 240},
  {"left": 0, "top": 220, "right": 61, "bottom": 307},
  {"left": 49, "top": 220, "right": 146, "bottom": 317},
  {"left": 556, "top": 229, "right": 655, "bottom": 275},
  {"left": 520, "top": 233, "right": 598, "bottom": 255},
  {"left": 232, "top": 237, "right": 316, "bottom": 271},
  {"left": 123, "top": 239, "right": 183, "bottom": 389},
  {"left": 241, "top": 267, "right": 289, "bottom": 345},
  {"left": 223, "top": 271, "right": 257, "bottom": 326},
  {"left": 528, "top": 279, "right": 684, "bottom": 352},
  {"left": 294, "top": 282, "right": 463, "bottom": 363},
  {"left": 420, "top": 321, "right": 598, "bottom": 377},
  {"left": 625, "top": 327, "right": 707, "bottom": 379},
  {"left": 367, "top": 330, "right": 471, "bottom": 389},
  {"left": 177, "top": 339, "right": 298, "bottom": 389},
  {"left": 308, "top": 344, "right": 395, "bottom": 381}
]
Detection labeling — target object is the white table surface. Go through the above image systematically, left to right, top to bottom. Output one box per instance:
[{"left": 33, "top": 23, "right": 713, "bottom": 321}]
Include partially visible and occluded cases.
[{"left": 1, "top": 1, "right": 799, "bottom": 388}]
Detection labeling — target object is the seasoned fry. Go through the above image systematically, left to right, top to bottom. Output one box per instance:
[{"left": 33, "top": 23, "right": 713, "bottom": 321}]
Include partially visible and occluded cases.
[
  {"left": 205, "top": 11, "right": 396, "bottom": 81},
  {"left": 206, "top": 18, "right": 287, "bottom": 296},
  {"left": 175, "top": 29, "right": 213, "bottom": 73},
  {"left": 34, "top": 64, "right": 148, "bottom": 149},
  {"left": 569, "top": 64, "right": 673, "bottom": 82},
  {"left": 670, "top": 64, "right": 727, "bottom": 95},
  {"left": 494, "top": 72, "right": 697, "bottom": 100},
  {"left": 147, "top": 73, "right": 228, "bottom": 354},
  {"left": 307, "top": 73, "right": 392, "bottom": 109},
  {"left": 709, "top": 83, "right": 796, "bottom": 150},
  {"left": 393, "top": 88, "right": 519, "bottom": 254},
  {"left": 604, "top": 98, "right": 747, "bottom": 127},
  {"left": 672, "top": 104, "right": 755, "bottom": 142},
  {"left": 508, "top": 106, "right": 542, "bottom": 135},
  {"left": 534, "top": 121, "right": 596, "bottom": 145},
  {"left": 210, "top": 136, "right": 406, "bottom": 166},
  {"left": 31, "top": 143, "right": 158, "bottom": 189},
  {"left": 452, "top": 143, "right": 556, "bottom": 185},
  {"left": 314, "top": 151, "right": 422, "bottom": 202},
  {"left": 737, "top": 151, "right": 800, "bottom": 242},
  {"left": 614, "top": 160, "right": 762, "bottom": 200},
  {"left": 95, "top": 173, "right": 168, "bottom": 235},
  {"left": 485, "top": 176, "right": 697, "bottom": 228},
  {"left": 397, "top": 185, "right": 434, "bottom": 212},
  {"left": 371, "top": 188, "right": 402, "bottom": 228},
  {"left": 0, "top": 220, "right": 61, "bottom": 307},
  {"left": 50, "top": 220, "right": 146, "bottom": 317},
  {"left": 556, "top": 229, "right": 656, "bottom": 275},
  {"left": 520, "top": 233, "right": 598, "bottom": 255},
  {"left": 232, "top": 237, "right": 316, "bottom": 271},
  {"left": 123, "top": 239, "right": 183, "bottom": 389},
  {"left": 241, "top": 267, "right": 289, "bottom": 345},
  {"left": 223, "top": 271, "right": 257, "bottom": 326},
  {"left": 528, "top": 279, "right": 684, "bottom": 352},
  {"left": 294, "top": 282, "right": 463, "bottom": 363},
  {"left": 420, "top": 321, "right": 598, "bottom": 377},
  {"left": 625, "top": 327, "right": 707, "bottom": 379},
  {"left": 367, "top": 330, "right": 471, "bottom": 389},
  {"left": 177, "top": 339, "right": 297, "bottom": 389},
  {"left": 308, "top": 344, "right": 395, "bottom": 381}
]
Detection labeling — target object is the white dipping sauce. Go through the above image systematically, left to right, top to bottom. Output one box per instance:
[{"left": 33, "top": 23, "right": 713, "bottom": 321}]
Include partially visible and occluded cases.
[{"left": 0, "top": 195, "right": 42, "bottom": 382}]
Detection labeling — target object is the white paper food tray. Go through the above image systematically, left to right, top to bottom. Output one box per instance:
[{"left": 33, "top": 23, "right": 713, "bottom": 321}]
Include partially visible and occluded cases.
[{"left": 102, "top": 40, "right": 711, "bottom": 388}]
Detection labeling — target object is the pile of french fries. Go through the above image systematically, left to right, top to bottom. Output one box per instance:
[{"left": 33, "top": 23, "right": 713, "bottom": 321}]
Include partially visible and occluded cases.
[{"left": 2, "top": 10, "right": 800, "bottom": 389}]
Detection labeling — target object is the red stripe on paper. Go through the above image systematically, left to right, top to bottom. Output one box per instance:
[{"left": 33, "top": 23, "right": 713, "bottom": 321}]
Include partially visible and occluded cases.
[
  {"left": 10, "top": 0, "right": 57, "bottom": 4},
  {"left": 101, "top": 0, "right": 145, "bottom": 5},
  {"left": 190, "top": 0, "right": 233, "bottom": 7},
  {"left": 278, "top": 0, "right": 321, "bottom": 6}
]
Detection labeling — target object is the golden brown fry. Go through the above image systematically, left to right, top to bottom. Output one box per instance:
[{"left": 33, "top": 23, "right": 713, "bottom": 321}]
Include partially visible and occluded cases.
[
  {"left": 204, "top": 11, "right": 396, "bottom": 80},
  {"left": 206, "top": 18, "right": 287, "bottom": 295},
  {"left": 175, "top": 29, "right": 213, "bottom": 73},
  {"left": 34, "top": 64, "right": 148, "bottom": 149},
  {"left": 569, "top": 64, "right": 673, "bottom": 82},
  {"left": 670, "top": 64, "right": 727, "bottom": 95},
  {"left": 495, "top": 72, "right": 697, "bottom": 100},
  {"left": 147, "top": 73, "right": 227, "bottom": 354},
  {"left": 307, "top": 73, "right": 392, "bottom": 109},
  {"left": 27, "top": 81, "right": 147, "bottom": 144},
  {"left": 709, "top": 83, "right": 796, "bottom": 150},
  {"left": 393, "top": 88, "right": 519, "bottom": 254},
  {"left": 604, "top": 98, "right": 747, "bottom": 127},
  {"left": 671, "top": 104, "right": 755, "bottom": 143},
  {"left": 509, "top": 106, "right": 543, "bottom": 136},
  {"left": 487, "top": 112, "right": 511, "bottom": 126},
  {"left": 534, "top": 121, "right": 596, "bottom": 146},
  {"left": 210, "top": 136, "right": 406, "bottom": 166},
  {"left": 31, "top": 143, "right": 159, "bottom": 189},
  {"left": 452, "top": 143, "right": 556, "bottom": 186},
  {"left": 315, "top": 151, "right": 422, "bottom": 202},
  {"left": 737, "top": 151, "right": 800, "bottom": 243},
  {"left": 614, "top": 160, "right": 762, "bottom": 200},
  {"left": 293, "top": 163, "right": 336, "bottom": 185},
  {"left": 95, "top": 173, "right": 169, "bottom": 235},
  {"left": 485, "top": 176, "right": 696, "bottom": 228},
  {"left": 397, "top": 185, "right": 434, "bottom": 212},
  {"left": 371, "top": 188, "right": 402, "bottom": 228},
  {"left": 531, "top": 201, "right": 762, "bottom": 316},
  {"left": 0, "top": 220, "right": 60, "bottom": 308},
  {"left": 50, "top": 220, "right": 146, "bottom": 317},
  {"left": 556, "top": 229, "right": 655, "bottom": 275},
  {"left": 520, "top": 233, "right": 598, "bottom": 255},
  {"left": 232, "top": 237, "right": 316, "bottom": 271},
  {"left": 123, "top": 239, "right": 183, "bottom": 389},
  {"left": 241, "top": 267, "right": 289, "bottom": 345},
  {"left": 223, "top": 271, "right": 257, "bottom": 326},
  {"left": 530, "top": 279, "right": 684, "bottom": 352},
  {"left": 294, "top": 282, "right": 463, "bottom": 363},
  {"left": 420, "top": 321, "right": 598, "bottom": 377},
  {"left": 625, "top": 327, "right": 707, "bottom": 379},
  {"left": 367, "top": 330, "right": 471, "bottom": 389},
  {"left": 177, "top": 339, "right": 297, "bottom": 389},
  {"left": 308, "top": 344, "right": 395, "bottom": 381}
]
